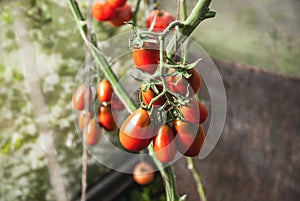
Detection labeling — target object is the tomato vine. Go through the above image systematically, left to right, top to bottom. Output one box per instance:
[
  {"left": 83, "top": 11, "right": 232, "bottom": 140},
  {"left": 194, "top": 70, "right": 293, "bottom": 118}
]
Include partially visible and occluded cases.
[{"left": 68, "top": 0, "right": 215, "bottom": 200}]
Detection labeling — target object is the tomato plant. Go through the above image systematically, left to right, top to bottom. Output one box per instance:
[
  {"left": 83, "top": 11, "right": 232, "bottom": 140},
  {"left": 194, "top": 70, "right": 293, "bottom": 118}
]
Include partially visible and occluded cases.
[
  {"left": 92, "top": 1, "right": 116, "bottom": 21},
  {"left": 108, "top": 4, "right": 132, "bottom": 27},
  {"left": 146, "top": 9, "right": 175, "bottom": 32},
  {"left": 132, "top": 42, "right": 160, "bottom": 74},
  {"left": 97, "top": 79, "right": 113, "bottom": 103},
  {"left": 141, "top": 83, "right": 166, "bottom": 107},
  {"left": 72, "top": 84, "right": 92, "bottom": 111},
  {"left": 98, "top": 105, "right": 117, "bottom": 131},
  {"left": 119, "top": 108, "right": 155, "bottom": 151},
  {"left": 78, "top": 110, "right": 93, "bottom": 128},
  {"left": 84, "top": 119, "right": 101, "bottom": 146},
  {"left": 173, "top": 120, "right": 205, "bottom": 157},
  {"left": 153, "top": 124, "right": 177, "bottom": 163},
  {"left": 133, "top": 162, "right": 155, "bottom": 185}
]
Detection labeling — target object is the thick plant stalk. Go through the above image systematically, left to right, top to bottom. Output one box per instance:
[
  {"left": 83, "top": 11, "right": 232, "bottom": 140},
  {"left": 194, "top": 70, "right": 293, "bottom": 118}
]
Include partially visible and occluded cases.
[{"left": 67, "top": 0, "right": 214, "bottom": 200}]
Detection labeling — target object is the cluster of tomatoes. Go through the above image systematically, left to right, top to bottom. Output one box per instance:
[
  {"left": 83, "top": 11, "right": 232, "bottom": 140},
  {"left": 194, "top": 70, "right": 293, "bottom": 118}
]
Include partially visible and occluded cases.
[
  {"left": 92, "top": 0, "right": 132, "bottom": 27},
  {"left": 118, "top": 9, "right": 209, "bottom": 163},
  {"left": 72, "top": 79, "right": 124, "bottom": 146},
  {"left": 119, "top": 82, "right": 208, "bottom": 163}
]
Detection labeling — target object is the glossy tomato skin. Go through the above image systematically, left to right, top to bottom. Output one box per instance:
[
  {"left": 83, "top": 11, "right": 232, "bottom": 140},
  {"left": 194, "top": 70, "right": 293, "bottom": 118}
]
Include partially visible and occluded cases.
[
  {"left": 107, "top": 0, "right": 126, "bottom": 8},
  {"left": 92, "top": 2, "right": 116, "bottom": 21},
  {"left": 108, "top": 4, "right": 132, "bottom": 27},
  {"left": 146, "top": 9, "right": 175, "bottom": 32},
  {"left": 132, "top": 42, "right": 160, "bottom": 74},
  {"left": 166, "top": 68, "right": 201, "bottom": 96},
  {"left": 187, "top": 68, "right": 202, "bottom": 94},
  {"left": 97, "top": 79, "right": 113, "bottom": 102},
  {"left": 72, "top": 84, "right": 92, "bottom": 111},
  {"left": 141, "top": 84, "right": 166, "bottom": 107},
  {"left": 111, "top": 93, "right": 125, "bottom": 110},
  {"left": 180, "top": 98, "right": 200, "bottom": 124},
  {"left": 198, "top": 101, "right": 208, "bottom": 124},
  {"left": 98, "top": 105, "right": 117, "bottom": 131},
  {"left": 119, "top": 108, "right": 155, "bottom": 151},
  {"left": 78, "top": 110, "right": 93, "bottom": 128},
  {"left": 84, "top": 119, "right": 101, "bottom": 146},
  {"left": 173, "top": 120, "right": 205, "bottom": 157},
  {"left": 153, "top": 124, "right": 177, "bottom": 163},
  {"left": 133, "top": 162, "right": 155, "bottom": 185}
]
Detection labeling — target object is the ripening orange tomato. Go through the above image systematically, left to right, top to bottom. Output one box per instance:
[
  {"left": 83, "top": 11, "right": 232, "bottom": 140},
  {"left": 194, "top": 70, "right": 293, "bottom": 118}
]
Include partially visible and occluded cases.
[
  {"left": 92, "top": 2, "right": 116, "bottom": 21},
  {"left": 97, "top": 79, "right": 113, "bottom": 102},
  {"left": 72, "top": 84, "right": 92, "bottom": 111},
  {"left": 84, "top": 119, "right": 101, "bottom": 146},
  {"left": 133, "top": 162, "right": 155, "bottom": 185}
]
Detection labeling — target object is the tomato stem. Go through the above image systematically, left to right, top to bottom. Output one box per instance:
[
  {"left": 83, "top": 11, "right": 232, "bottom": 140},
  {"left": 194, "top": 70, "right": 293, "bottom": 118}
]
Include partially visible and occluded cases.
[
  {"left": 133, "top": 0, "right": 142, "bottom": 25},
  {"left": 186, "top": 157, "right": 208, "bottom": 201}
]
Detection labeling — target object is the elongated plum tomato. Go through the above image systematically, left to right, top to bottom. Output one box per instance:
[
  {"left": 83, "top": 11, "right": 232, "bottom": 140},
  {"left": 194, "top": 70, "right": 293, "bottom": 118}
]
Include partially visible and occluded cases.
[
  {"left": 107, "top": 0, "right": 126, "bottom": 8},
  {"left": 92, "top": 2, "right": 116, "bottom": 21},
  {"left": 108, "top": 4, "right": 132, "bottom": 27},
  {"left": 146, "top": 9, "right": 175, "bottom": 32},
  {"left": 132, "top": 42, "right": 160, "bottom": 74},
  {"left": 166, "top": 67, "right": 201, "bottom": 96},
  {"left": 187, "top": 67, "right": 202, "bottom": 94},
  {"left": 97, "top": 79, "right": 113, "bottom": 102},
  {"left": 72, "top": 84, "right": 92, "bottom": 111},
  {"left": 141, "top": 84, "right": 166, "bottom": 107},
  {"left": 111, "top": 93, "right": 125, "bottom": 110},
  {"left": 179, "top": 98, "right": 200, "bottom": 124},
  {"left": 198, "top": 101, "right": 208, "bottom": 124},
  {"left": 98, "top": 105, "right": 117, "bottom": 131},
  {"left": 119, "top": 108, "right": 154, "bottom": 151},
  {"left": 78, "top": 110, "right": 93, "bottom": 128},
  {"left": 84, "top": 119, "right": 101, "bottom": 146},
  {"left": 173, "top": 120, "right": 205, "bottom": 157},
  {"left": 153, "top": 124, "right": 177, "bottom": 163},
  {"left": 133, "top": 162, "right": 155, "bottom": 185}
]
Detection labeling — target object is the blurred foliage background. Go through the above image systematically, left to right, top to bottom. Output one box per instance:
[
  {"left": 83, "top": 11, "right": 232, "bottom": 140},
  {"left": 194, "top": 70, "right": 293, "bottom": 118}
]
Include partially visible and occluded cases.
[{"left": 0, "top": 0, "right": 299, "bottom": 200}]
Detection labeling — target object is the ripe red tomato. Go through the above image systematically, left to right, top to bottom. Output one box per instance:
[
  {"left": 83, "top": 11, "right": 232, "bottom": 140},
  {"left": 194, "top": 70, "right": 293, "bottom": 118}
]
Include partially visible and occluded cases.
[
  {"left": 107, "top": 0, "right": 126, "bottom": 8},
  {"left": 92, "top": 2, "right": 116, "bottom": 21},
  {"left": 108, "top": 4, "right": 132, "bottom": 27},
  {"left": 146, "top": 9, "right": 175, "bottom": 32},
  {"left": 132, "top": 42, "right": 160, "bottom": 74},
  {"left": 166, "top": 67, "right": 201, "bottom": 96},
  {"left": 187, "top": 67, "right": 202, "bottom": 94},
  {"left": 97, "top": 79, "right": 113, "bottom": 103},
  {"left": 72, "top": 84, "right": 92, "bottom": 111},
  {"left": 141, "top": 84, "right": 166, "bottom": 107},
  {"left": 111, "top": 93, "right": 125, "bottom": 110},
  {"left": 179, "top": 98, "right": 200, "bottom": 124},
  {"left": 198, "top": 101, "right": 208, "bottom": 124},
  {"left": 98, "top": 105, "right": 117, "bottom": 131},
  {"left": 119, "top": 108, "right": 155, "bottom": 151},
  {"left": 78, "top": 110, "right": 93, "bottom": 128},
  {"left": 84, "top": 119, "right": 101, "bottom": 146},
  {"left": 173, "top": 120, "right": 205, "bottom": 157},
  {"left": 153, "top": 124, "right": 177, "bottom": 163},
  {"left": 133, "top": 162, "right": 155, "bottom": 185}
]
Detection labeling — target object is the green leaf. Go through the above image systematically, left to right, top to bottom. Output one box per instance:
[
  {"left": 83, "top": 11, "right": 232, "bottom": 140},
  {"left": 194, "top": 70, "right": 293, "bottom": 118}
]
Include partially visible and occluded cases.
[{"left": 1, "top": 142, "right": 11, "bottom": 155}]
